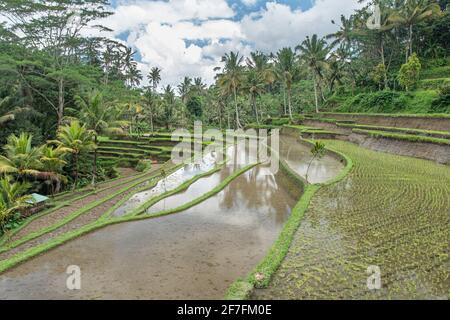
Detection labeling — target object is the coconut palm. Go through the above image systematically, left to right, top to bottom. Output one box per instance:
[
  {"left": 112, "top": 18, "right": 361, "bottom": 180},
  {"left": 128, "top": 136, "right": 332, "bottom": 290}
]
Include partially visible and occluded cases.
[
  {"left": 388, "top": 0, "right": 441, "bottom": 61},
  {"left": 297, "top": 35, "right": 330, "bottom": 113},
  {"left": 275, "top": 48, "right": 296, "bottom": 119},
  {"left": 217, "top": 51, "right": 245, "bottom": 129},
  {"left": 246, "top": 51, "right": 276, "bottom": 91},
  {"left": 148, "top": 67, "right": 162, "bottom": 93},
  {"left": 244, "top": 70, "right": 266, "bottom": 124},
  {"left": 178, "top": 76, "right": 192, "bottom": 104},
  {"left": 193, "top": 77, "right": 207, "bottom": 93},
  {"left": 163, "top": 85, "right": 176, "bottom": 130},
  {"left": 72, "top": 90, "right": 126, "bottom": 185},
  {"left": 54, "top": 121, "right": 95, "bottom": 190},
  {"left": 0, "top": 133, "right": 44, "bottom": 178},
  {"left": 40, "top": 145, "right": 69, "bottom": 195},
  {"left": 0, "top": 176, "right": 31, "bottom": 231}
]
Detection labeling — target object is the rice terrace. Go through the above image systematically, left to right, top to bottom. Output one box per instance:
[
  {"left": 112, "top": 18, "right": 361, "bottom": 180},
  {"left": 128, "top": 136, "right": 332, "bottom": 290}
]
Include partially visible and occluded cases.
[{"left": 0, "top": 0, "right": 449, "bottom": 302}]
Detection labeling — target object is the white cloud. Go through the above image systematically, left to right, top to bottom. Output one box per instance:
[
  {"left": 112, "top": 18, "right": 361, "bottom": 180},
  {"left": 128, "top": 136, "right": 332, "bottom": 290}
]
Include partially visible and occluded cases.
[
  {"left": 96, "top": 0, "right": 363, "bottom": 88},
  {"left": 240, "top": 0, "right": 363, "bottom": 52}
]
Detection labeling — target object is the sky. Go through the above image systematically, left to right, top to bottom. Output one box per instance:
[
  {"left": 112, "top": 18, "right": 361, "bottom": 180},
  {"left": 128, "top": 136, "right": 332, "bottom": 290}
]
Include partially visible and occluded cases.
[{"left": 97, "top": 0, "right": 364, "bottom": 88}]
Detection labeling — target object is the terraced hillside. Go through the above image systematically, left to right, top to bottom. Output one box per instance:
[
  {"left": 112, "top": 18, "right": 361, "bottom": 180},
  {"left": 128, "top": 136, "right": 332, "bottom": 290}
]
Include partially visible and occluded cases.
[{"left": 253, "top": 140, "right": 449, "bottom": 300}]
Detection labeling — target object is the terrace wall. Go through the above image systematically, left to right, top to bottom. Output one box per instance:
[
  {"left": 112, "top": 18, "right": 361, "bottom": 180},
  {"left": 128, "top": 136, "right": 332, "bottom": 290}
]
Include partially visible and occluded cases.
[{"left": 322, "top": 113, "right": 450, "bottom": 131}]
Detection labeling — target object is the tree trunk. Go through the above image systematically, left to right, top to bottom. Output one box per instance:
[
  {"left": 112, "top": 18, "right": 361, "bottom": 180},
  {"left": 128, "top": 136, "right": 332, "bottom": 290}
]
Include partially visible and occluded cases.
[
  {"left": 409, "top": 24, "right": 413, "bottom": 58},
  {"left": 380, "top": 37, "right": 388, "bottom": 90},
  {"left": 313, "top": 76, "right": 319, "bottom": 113},
  {"left": 57, "top": 77, "right": 64, "bottom": 127},
  {"left": 233, "top": 86, "right": 241, "bottom": 129},
  {"left": 283, "top": 87, "right": 287, "bottom": 116},
  {"left": 287, "top": 87, "right": 293, "bottom": 120},
  {"left": 252, "top": 94, "right": 259, "bottom": 124},
  {"left": 150, "top": 109, "right": 154, "bottom": 133},
  {"left": 92, "top": 135, "right": 98, "bottom": 186},
  {"left": 73, "top": 153, "right": 78, "bottom": 191}
]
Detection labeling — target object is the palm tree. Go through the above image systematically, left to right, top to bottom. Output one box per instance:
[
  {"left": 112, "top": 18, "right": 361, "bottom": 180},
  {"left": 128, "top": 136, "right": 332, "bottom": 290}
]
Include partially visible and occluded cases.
[
  {"left": 389, "top": 0, "right": 441, "bottom": 61},
  {"left": 327, "top": 15, "right": 355, "bottom": 49},
  {"left": 297, "top": 35, "right": 330, "bottom": 113},
  {"left": 275, "top": 48, "right": 296, "bottom": 119},
  {"left": 217, "top": 51, "right": 245, "bottom": 129},
  {"left": 246, "top": 51, "right": 276, "bottom": 91},
  {"left": 126, "top": 64, "right": 143, "bottom": 87},
  {"left": 148, "top": 67, "right": 162, "bottom": 93},
  {"left": 244, "top": 70, "right": 265, "bottom": 124},
  {"left": 178, "top": 76, "right": 192, "bottom": 104},
  {"left": 193, "top": 77, "right": 207, "bottom": 93},
  {"left": 163, "top": 85, "right": 176, "bottom": 130},
  {"left": 142, "top": 87, "right": 159, "bottom": 133},
  {"left": 73, "top": 91, "right": 126, "bottom": 185},
  {"left": 55, "top": 121, "right": 95, "bottom": 190},
  {"left": 0, "top": 133, "right": 44, "bottom": 178},
  {"left": 40, "top": 145, "right": 69, "bottom": 195},
  {"left": 0, "top": 176, "right": 31, "bottom": 231}
]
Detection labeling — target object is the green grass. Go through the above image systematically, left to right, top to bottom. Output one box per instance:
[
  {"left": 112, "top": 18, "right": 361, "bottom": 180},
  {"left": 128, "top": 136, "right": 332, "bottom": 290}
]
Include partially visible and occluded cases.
[
  {"left": 421, "top": 65, "right": 450, "bottom": 79},
  {"left": 419, "top": 78, "right": 450, "bottom": 90},
  {"left": 337, "top": 123, "right": 450, "bottom": 139},
  {"left": 352, "top": 128, "right": 450, "bottom": 145},
  {"left": 254, "top": 140, "right": 449, "bottom": 299}
]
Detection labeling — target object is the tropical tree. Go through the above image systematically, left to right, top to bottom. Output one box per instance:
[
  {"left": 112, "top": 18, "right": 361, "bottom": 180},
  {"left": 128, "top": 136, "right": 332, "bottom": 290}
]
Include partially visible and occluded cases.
[
  {"left": 389, "top": 0, "right": 441, "bottom": 61},
  {"left": 297, "top": 35, "right": 330, "bottom": 113},
  {"left": 275, "top": 48, "right": 297, "bottom": 119},
  {"left": 217, "top": 51, "right": 245, "bottom": 128},
  {"left": 148, "top": 67, "right": 162, "bottom": 93},
  {"left": 244, "top": 70, "right": 266, "bottom": 124},
  {"left": 178, "top": 76, "right": 192, "bottom": 104},
  {"left": 193, "top": 77, "right": 207, "bottom": 93},
  {"left": 162, "top": 85, "right": 176, "bottom": 130},
  {"left": 142, "top": 87, "right": 159, "bottom": 133},
  {"left": 72, "top": 90, "right": 126, "bottom": 185},
  {"left": 0, "top": 96, "right": 30, "bottom": 127},
  {"left": 54, "top": 121, "right": 95, "bottom": 190},
  {"left": 0, "top": 133, "right": 43, "bottom": 178},
  {"left": 40, "top": 145, "right": 69, "bottom": 195},
  {"left": 0, "top": 176, "right": 31, "bottom": 232}
]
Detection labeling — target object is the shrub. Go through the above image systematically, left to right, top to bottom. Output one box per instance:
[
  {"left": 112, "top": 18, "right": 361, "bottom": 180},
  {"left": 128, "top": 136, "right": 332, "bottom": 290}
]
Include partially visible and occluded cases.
[
  {"left": 398, "top": 53, "right": 421, "bottom": 91},
  {"left": 431, "top": 85, "right": 450, "bottom": 113},
  {"left": 338, "top": 91, "right": 409, "bottom": 113},
  {"left": 135, "top": 160, "right": 152, "bottom": 172}
]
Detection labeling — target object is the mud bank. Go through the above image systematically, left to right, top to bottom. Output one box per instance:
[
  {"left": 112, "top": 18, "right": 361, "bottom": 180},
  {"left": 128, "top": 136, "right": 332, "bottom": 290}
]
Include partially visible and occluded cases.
[
  {"left": 322, "top": 113, "right": 450, "bottom": 131},
  {"left": 342, "top": 133, "right": 450, "bottom": 165}
]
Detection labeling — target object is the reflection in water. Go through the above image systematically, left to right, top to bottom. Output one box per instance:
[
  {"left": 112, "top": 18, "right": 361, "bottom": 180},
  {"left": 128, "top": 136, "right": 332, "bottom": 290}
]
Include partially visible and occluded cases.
[
  {"left": 0, "top": 134, "right": 344, "bottom": 299},
  {"left": 280, "top": 135, "right": 344, "bottom": 184}
]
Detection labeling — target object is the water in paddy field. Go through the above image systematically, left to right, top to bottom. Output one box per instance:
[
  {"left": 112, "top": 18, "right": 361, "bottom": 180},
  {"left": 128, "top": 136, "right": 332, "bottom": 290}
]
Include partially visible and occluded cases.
[
  {"left": 0, "top": 135, "right": 344, "bottom": 299},
  {"left": 280, "top": 135, "right": 345, "bottom": 184}
]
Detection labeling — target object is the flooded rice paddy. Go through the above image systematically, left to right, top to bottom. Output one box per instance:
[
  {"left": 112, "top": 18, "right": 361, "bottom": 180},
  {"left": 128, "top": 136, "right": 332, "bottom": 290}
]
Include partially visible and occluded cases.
[{"left": 0, "top": 136, "right": 345, "bottom": 299}]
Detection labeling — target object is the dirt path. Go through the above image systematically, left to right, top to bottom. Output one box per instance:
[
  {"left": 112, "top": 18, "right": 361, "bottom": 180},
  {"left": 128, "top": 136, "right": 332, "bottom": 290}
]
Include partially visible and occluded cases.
[{"left": 253, "top": 140, "right": 449, "bottom": 300}]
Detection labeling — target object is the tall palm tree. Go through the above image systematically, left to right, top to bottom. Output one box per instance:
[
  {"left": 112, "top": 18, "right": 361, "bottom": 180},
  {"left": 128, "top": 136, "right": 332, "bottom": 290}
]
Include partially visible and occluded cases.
[
  {"left": 389, "top": 0, "right": 441, "bottom": 61},
  {"left": 327, "top": 15, "right": 355, "bottom": 49},
  {"left": 297, "top": 35, "right": 330, "bottom": 113},
  {"left": 275, "top": 48, "right": 296, "bottom": 119},
  {"left": 217, "top": 51, "right": 245, "bottom": 129},
  {"left": 246, "top": 51, "right": 276, "bottom": 91},
  {"left": 148, "top": 67, "right": 162, "bottom": 93},
  {"left": 244, "top": 70, "right": 266, "bottom": 124},
  {"left": 178, "top": 76, "right": 192, "bottom": 104},
  {"left": 193, "top": 77, "right": 207, "bottom": 93},
  {"left": 163, "top": 85, "right": 176, "bottom": 130},
  {"left": 142, "top": 87, "right": 159, "bottom": 133},
  {"left": 72, "top": 90, "right": 126, "bottom": 185},
  {"left": 55, "top": 121, "right": 95, "bottom": 190},
  {"left": 0, "top": 133, "right": 44, "bottom": 178}
]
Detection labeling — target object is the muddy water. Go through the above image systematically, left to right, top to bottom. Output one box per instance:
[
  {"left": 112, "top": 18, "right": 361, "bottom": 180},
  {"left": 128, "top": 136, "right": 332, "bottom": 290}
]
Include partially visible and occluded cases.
[
  {"left": 0, "top": 135, "right": 344, "bottom": 299},
  {"left": 280, "top": 135, "right": 344, "bottom": 184}
]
